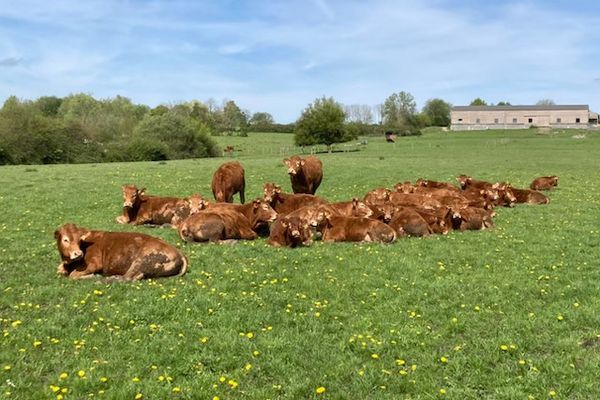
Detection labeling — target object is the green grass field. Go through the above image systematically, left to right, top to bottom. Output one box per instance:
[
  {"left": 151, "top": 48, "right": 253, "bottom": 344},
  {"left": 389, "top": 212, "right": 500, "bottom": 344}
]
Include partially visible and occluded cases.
[{"left": 1, "top": 129, "right": 599, "bottom": 399}]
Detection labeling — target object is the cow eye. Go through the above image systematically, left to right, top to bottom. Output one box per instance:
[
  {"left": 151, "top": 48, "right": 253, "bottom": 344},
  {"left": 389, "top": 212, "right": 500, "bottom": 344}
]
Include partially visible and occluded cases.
[{"left": 62, "top": 237, "right": 69, "bottom": 243}]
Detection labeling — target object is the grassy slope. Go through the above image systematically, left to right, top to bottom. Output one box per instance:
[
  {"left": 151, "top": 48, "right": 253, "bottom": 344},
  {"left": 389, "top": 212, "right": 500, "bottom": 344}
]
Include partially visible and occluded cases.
[{"left": 1, "top": 130, "right": 599, "bottom": 399}]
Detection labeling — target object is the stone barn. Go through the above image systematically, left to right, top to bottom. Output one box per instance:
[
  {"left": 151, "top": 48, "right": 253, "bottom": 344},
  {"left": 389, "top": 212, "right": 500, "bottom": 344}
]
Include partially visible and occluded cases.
[{"left": 451, "top": 105, "right": 599, "bottom": 131}]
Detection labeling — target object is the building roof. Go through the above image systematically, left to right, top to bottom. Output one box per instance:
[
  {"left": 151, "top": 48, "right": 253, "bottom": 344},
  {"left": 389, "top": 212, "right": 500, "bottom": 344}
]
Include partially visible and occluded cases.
[{"left": 452, "top": 105, "right": 589, "bottom": 111}]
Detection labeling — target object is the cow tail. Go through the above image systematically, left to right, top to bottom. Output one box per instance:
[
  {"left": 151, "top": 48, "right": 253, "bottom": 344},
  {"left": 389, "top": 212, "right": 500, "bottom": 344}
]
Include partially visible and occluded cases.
[{"left": 178, "top": 255, "right": 189, "bottom": 276}]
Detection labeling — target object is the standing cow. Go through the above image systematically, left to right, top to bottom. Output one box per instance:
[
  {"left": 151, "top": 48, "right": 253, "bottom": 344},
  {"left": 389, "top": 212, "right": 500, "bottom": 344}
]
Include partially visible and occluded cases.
[
  {"left": 283, "top": 155, "right": 323, "bottom": 195},
  {"left": 211, "top": 161, "right": 246, "bottom": 203},
  {"left": 54, "top": 223, "right": 188, "bottom": 280}
]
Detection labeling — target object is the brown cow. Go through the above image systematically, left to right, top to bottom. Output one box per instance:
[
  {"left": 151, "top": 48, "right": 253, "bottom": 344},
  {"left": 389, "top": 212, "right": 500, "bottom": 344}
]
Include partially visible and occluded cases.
[
  {"left": 283, "top": 155, "right": 323, "bottom": 194},
  {"left": 211, "top": 161, "right": 246, "bottom": 203},
  {"left": 457, "top": 175, "right": 498, "bottom": 190},
  {"left": 530, "top": 176, "right": 558, "bottom": 190},
  {"left": 415, "top": 178, "right": 461, "bottom": 192},
  {"left": 394, "top": 182, "right": 415, "bottom": 194},
  {"left": 263, "top": 183, "right": 327, "bottom": 215},
  {"left": 116, "top": 185, "right": 208, "bottom": 226},
  {"left": 363, "top": 187, "right": 392, "bottom": 205},
  {"left": 508, "top": 187, "right": 550, "bottom": 205},
  {"left": 389, "top": 192, "right": 442, "bottom": 210},
  {"left": 329, "top": 198, "right": 373, "bottom": 218},
  {"left": 207, "top": 199, "right": 278, "bottom": 231},
  {"left": 368, "top": 202, "right": 397, "bottom": 223},
  {"left": 388, "top": 207, "right": 432, "bottom": 237},
  {"left": 454, "top": 207, "right": 495, "bottom": 231},
  {"left": 178, "top": 208, "right": 259, "bottom": 243},
  {"left": 268, "top": 215, "right": 314, "bottom": 247},
  {"left": 319, "top": 215, "right": 397, "bottom": 243},
  {"left": 54, "top": 223, "right": 188, "bottom": 280}
]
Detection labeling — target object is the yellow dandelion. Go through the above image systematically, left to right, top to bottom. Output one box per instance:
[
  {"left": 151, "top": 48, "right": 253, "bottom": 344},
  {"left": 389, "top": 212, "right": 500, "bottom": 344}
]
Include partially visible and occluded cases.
[
  {"left": 557, "top": 315, "right": 564, "bottom": 321},
  {"left": 246, "top": 332, "right": 254, "bottom": 339},
  {"left": 33, "top": 340, "right": 42, "bottom": 347},
  {"left": 500, "top": 344, "right": 509, "bottom": 351},
  {"left": 252, "top": 350, "right": 260, "bottom": 357},
  {"left": 371, "top": 353, "right": 379, "bottom": 360},
  {"left": 440, "top": 356, "right": 448, "bottom": 363},
  {"left": 395, "top": 359, "right": 406, "bottom": 366},
  {"left": 518, "top": 360, "right": 526, "bottom": 365},
  {"left": 244, "top": 363, "right": 252, "bottom": 371},
  {"left": 3, "top": 365, "right": 10, "bottom": 372},
  {"left": 77, "top": 370, "right": 86, "bottom": 378},
  {"left": 399, "top": 370, "right": 408, "bottom": 376},
  {"left": 59, "top": 372, "right": 68, "bottom": 380},
  {"left": 100, "top": 377, "right": 108, "bottom": 383},
  {"left": 132, "top": 377, "right": 140, "bottom": 382},
  {"left": 228, "top": 379, "right": 238, "bottom": 389},
  {"left": 50, "top": 385, "right": 60, "bottom": 393},
  {"left": 316, "top": 386, "right": 326, "bottom": 394},
  {"left": 172, "top": 387, "right": 181, "bottom": 393},
  {"left": 60, "top": 388, "right": 68, "bottom": 394},
  {"left": 439, "top": 388, "right": 447, "bottom": 395},
  {"left": 549, "top": 390, "right": 557, "bottom": 397},
  {"left": 135, "top": 393, "right": 143, "bottom": 400},
  {"left": 56, "top": 395, "right": 63, "bottom": 400},
  {"left": 212, "top": 397, "right": 220, "bottom": 400}
]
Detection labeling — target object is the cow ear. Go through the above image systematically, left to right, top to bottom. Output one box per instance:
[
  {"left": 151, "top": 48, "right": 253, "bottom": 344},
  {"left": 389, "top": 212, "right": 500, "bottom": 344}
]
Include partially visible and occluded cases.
[
  {"left": 300, "top": 160, "right": 305, "bottom": 166},
  {"left": 275, "top": 186, "right": 282, "bottom": 193},
  {"left": 139, "top": 188, "right": 146, "bottom": 196},
  {"left": 253, "top": 200, "right": 260, "bottom": 209},
  {"left": 280, "top": 220, "right": 289, "bottom": 228},
  {"left": 79, "top": 229, "right": 92, "bottom": 243},
  {"left": 54, "top": 230, "right": 60, "bottom": 240}
]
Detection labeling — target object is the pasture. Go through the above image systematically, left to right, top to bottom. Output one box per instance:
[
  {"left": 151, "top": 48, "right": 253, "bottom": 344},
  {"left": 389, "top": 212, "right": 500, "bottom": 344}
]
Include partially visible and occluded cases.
[{"left": 1, "top": 129, "right": 599, "bottom": 399}]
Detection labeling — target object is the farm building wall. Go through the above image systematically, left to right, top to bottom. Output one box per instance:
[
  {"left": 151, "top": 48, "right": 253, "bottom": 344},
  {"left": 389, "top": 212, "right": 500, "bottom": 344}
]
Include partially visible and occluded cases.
[{"left": 450, "top": 105, "right": 594, "bottom": 131}]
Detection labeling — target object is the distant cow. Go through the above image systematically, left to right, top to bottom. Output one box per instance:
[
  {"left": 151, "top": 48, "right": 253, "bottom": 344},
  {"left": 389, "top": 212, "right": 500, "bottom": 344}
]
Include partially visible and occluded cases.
[
  {"left": 283, "top": 155, "right": 323, "bottom": 194},
  {"left": 212, "top": 161, "right": 246, "bottom": 203},
  {"left": 457, "top": 175, "right": 498, "bottom": 190},
  {"left": 530, "top": 176, "right": 558, "bottom": 190},
  {"left": 415, "top": 178, "right": 461, "bottom": 192},
  {"left": 263, "top": 183, "right": 327, "bottom": 215},
  {"left": 116, "top": 185, "right": 208, "bottom": 226},
  {"left": 508, "top": 187, "right": 550, "bottom": 205},
  {"left": 329, "top": 198, "right": 373, "bottom": 218},
  {"left": 453, "top": 207, "right": 495, "bottom": 231},
  {"left": 268, "top": 215, "right": 314, "bottom": 247},
  {"left": 319, "top": 215, "right": 397, "bottom": 243},
  {"left": 55, "top": 223, "right": 188, "bottom": 280}
]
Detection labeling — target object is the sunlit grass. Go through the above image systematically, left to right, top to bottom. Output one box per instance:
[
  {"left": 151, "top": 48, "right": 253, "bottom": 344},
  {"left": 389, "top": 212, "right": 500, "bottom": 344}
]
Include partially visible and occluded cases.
[{"left": 1, "top": 130, "right": 599, "bottom": 399}]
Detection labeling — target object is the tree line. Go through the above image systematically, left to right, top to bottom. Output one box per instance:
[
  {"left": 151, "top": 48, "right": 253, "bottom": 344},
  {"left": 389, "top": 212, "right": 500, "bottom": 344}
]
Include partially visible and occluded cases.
[{"left": 0, "top": 92, "right": 452, "bottom": 165}]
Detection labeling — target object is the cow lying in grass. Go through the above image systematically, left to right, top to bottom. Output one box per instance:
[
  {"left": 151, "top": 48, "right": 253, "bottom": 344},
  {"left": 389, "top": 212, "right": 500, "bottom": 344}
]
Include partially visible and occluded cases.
[
  {"left": 116, "top": 184, "right": 207, "bottom": 227},
  {"left": 55, "top": 223, "right": 188, "bottom": 280}
]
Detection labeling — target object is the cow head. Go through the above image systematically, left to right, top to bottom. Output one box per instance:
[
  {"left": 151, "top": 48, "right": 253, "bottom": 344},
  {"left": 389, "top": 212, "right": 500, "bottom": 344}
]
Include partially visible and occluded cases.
[
  {"left": 283, "top": 156, "right": 304, "bottom": 176},
  {"left": 456, "top": 175, "right": 472, "bottom": 189},
  {"left": 550, "top": 176, "right": 559, "bottom": 186},
  {"left": 415, "top": 178, "right": 428, "bottom": 187},
  {"left": 394, "top": 182, "right": 415, "bottom": 193},
  {"left": 263, "top": 183, "right": 282, "bottom": 204},
  {"left": 121, "top": 184, "right": 145, "bottom": 208},
  {"left": 496, "top": 185, "right": 517, "bottom": 207},
  {"left": 364, "top": 187, "right": 392, "bottom": 205},
  {"left": 186, "top": 194, "right": 209, "bottom": 215},
  {"left": 351, "top": 198, "right": 373, "bottom": 218},
  {"left": 252, "top": 199, "right": 278, "bottom": 223},
  {"left": 370, "top": 203, "right": 396, "bottom": 223},
  {"left": 311, "top": 205, "right": 335, "bottom": 228},
  {"left": 280, "top": 216, "right": 312, "bottom": 246},
  {"left": 54, "top": 223, "right": 92, "bottom": 264}
]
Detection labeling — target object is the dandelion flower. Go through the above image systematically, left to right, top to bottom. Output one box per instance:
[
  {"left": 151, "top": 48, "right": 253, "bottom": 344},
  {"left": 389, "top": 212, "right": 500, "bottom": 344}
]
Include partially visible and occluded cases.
[
  {"left": 500, "top": 345, "right": 509, "bottom": 351},
  {"left": 371, "top": 353, "right": 379, "bottom": 360},
  {"left": 440, "top": 356, "right": 448, "bottom": 363},
  {"left": 3, "top": 365, "right": 10, "bottom": 372},
  {"left": 77, "top": 370, "right": 86, "bottom": 378},
  {"left": 59, "top": 372, "right": 68, "bottom": 380},
  {"left": 100, "top": 377, "right": 108, "bottom": 383},
  {"left": 316, "top": 386, "right": 326, "bottom": 394},
  {"left": 172, "top": 387, "right": 181, "bottom": 393},
  {"left": 439, "top": 388, "right": 447, "bottom": 395},
  {"left": 549, "top": 390, "right": 557, "bottom": 397},
  {"left": 135, "top": 393, "right": 143, "bottom": 399}
]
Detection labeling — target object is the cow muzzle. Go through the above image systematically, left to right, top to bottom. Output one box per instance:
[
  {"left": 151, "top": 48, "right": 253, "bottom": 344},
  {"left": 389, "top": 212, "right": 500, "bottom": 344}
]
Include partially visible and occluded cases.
[
  {"left": 287, "top": 169, "right": 296, "bottom": 175},
  {"left": 123, "top": 201, "right": 133, "bottom": 208},
  {"left": 291, "top": 230, "right": 300, "bottom": 238},
  {"left": 70, "top": 250, "right": 83, "bottom": 260}
]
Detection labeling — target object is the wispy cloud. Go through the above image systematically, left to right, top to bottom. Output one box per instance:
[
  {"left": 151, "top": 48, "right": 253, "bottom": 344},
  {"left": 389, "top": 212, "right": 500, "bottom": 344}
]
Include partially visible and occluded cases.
[{"left": 0, "top": 57, "right": 22, "bottom": 67}]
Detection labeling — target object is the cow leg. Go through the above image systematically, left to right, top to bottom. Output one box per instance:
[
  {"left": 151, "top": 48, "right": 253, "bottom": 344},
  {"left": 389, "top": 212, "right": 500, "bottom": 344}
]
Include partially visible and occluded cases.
[
  {"left": 240, "top": 183, "right": 245, "bottom": 204},
  {"left": 56, "top": 262, "right": 68, "bottom": 276},
  {"left": 68, "top": 269, "right": 97, "bottom": 280},
  {"left": 122, "top": 269, "right": 145, "bottom": 281}
]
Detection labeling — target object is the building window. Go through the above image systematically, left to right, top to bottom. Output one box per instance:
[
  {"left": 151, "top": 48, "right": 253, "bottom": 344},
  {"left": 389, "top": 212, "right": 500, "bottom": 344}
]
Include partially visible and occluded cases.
[
  {"left": 476, "top": 118, "right": 481, "bottom": 123},
  {"left": 494, "top": 118, "right": 499, "bottom": 123},
  {"left": 512, "top": 118, "right": 517, "bottom": 123},
  {"left": 528, "top": 118, "right": 533, "bottom": 123},
  {"left": 556, "top": 118, "right": 561, "bottom": 123},
  {"left": 576, "top": 118, "right": 580, "bottom": 123}
]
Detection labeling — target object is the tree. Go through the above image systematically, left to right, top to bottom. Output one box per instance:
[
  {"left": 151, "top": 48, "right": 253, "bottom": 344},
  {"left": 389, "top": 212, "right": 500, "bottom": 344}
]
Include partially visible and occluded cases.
[
  {"left": 381, "top": 91, "right": 422, "bottom": 135},
  {"left": 35, "top": 96, "right": 63, "bottom": 117},
  {"left": 294, "top": 96, "right": 356, "bottom": 149},
  {"left": 422, "top": 98, "right": 451, "bottom": 127},
  {"left": 469, "top": 98, "right": 487, "bottom": 106},
  {"left": 536, "top": 99, "right": 556, "bottom": 106},
  {"left": 221, "top": 100, "right": 247, "bottom": 133},
  {"left": 496, "top": 101, "right": 511, "bottom": 106},
  {"left": 344, "top": 104, "right": 374, "bottom": 124},
  {"left": 249, "top": 112, "right": 274, "bottom": 130}
]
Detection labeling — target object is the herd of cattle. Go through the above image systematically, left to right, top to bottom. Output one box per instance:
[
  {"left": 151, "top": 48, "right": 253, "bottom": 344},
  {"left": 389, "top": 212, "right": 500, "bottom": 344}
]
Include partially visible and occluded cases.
[{"left": 54, "top": 155, "right": 558, "bottom": 280}]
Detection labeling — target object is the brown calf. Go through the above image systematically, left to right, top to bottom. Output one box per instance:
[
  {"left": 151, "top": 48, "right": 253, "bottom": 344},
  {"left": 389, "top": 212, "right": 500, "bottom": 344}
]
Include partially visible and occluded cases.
[
  {"left": 283, "top": 155, "right": 323, "bottom": 194},
  {"left": 211, "top": 161, "right": 246, "bottom": 203},
  {"left": 530, "top": 176, "right": 558, "bottom": 190},
  {"left": 415, "top": 178, "right": 461, "bottom": 192},
  {"left": 263, "top": 183, "right": 327, "bottom": 216},
  {"left": 116, "top": 184, "right": 208, "bottom": 226},
  {"left": 363, "top": 187, "right": 392, "bottom": 205},
  {"left": 508, "top": 187, "right": 550, "bottom": 205},
  {"left": 389, "top": 192, "right": 442, "bottom": 210},
  {"left": 329, "top": 198, "right": 373, "bottom": 218},
  {"left": 207, "top": 199, "right": 278, "bottom": 231},
  {"left": 388, "top": 207, "right": 432, "bottom": 237},
  {"left": 454, "top": 207, "right": 495, "bottom": 231},
  {"left": 178, "top": 209, "right": 259, "bottom": 242},
  {"left": 268, "top": 215, "right": 314, "bottom": 247},
  {"left": 320, "top": 215, "right": 397, "bottom": 243},
  {"left": 55, "top": 223, "right": 188, "bottom": 280}
]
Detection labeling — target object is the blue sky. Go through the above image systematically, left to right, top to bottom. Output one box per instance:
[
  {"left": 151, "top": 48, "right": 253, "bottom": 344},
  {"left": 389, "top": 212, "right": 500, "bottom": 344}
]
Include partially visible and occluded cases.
[{"left": 1, "top": 0, "right": 599, "bottom": 122}]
